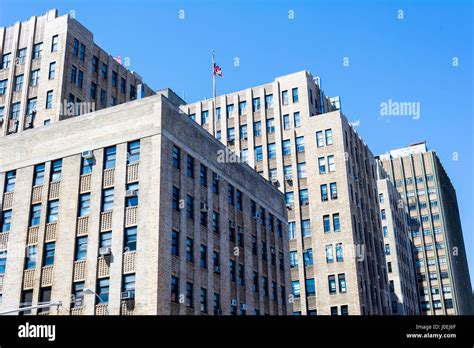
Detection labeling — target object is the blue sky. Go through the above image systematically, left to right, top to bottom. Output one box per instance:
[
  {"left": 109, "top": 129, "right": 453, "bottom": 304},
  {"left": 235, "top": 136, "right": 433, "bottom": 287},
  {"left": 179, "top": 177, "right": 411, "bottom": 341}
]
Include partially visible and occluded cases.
[{"left": 1, "top": 0, "right": 473, "bottom": 285}]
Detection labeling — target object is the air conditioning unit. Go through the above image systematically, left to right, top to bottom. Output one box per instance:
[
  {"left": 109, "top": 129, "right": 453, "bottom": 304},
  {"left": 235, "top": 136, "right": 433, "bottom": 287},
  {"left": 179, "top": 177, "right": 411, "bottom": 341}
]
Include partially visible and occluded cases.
[
  {"left": 8, "top": 119, "right": 18, "bottom": 133},
  {"left": 242, "top": 135, "right": 248, "bottom": 140},
  {"left": 227, "top": 138, "right": 235, "bottom": 145},
  {"left": 82, "top": 150, "right": 94, "bottom": 159},
  {"left": 284, "top": 175, "right": 293, "bottom": 181},
  {"left": 125, "top": 189, "right": 138, "bottom": 198},
  {"left": 331, "top": 194, "right": 338, "bottom": 199},
  {"left": 301, "top": 200, "right": 309, "bottom": 206},
  {"left": 200, "top": 202, "right": 208, "bottom": 212},
  {"left": 286, "top": 203, "right": 294, "bottom": 210},
  {"left": 252, "top": 212, "right": 261, "bottom": 220},
  {"left": 99, "top": 246, "right": 112, "bottom": 256},
  {"left": 214, "top": 265, "right": 221, "bottom": 273},
  {"left": 121, "top": 291, "right": 135, "bottom": 300},
  {"left": 71, "top": 297, "right": 83, "bottom": 307},
  {"left": 230, "top": 299, "right": 237, "bottom": 306},
  {"left": 240, "top": 303, "right": 247, "bottom": 310}
]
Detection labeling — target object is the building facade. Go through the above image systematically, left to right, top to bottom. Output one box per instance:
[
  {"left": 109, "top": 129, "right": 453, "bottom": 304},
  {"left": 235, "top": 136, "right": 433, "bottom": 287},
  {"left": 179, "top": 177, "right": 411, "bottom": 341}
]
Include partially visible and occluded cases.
[
  {"left": 0, "top": 9, "right": 153, "bottom": 137},
  {"left": 182, "top": 71, "right": 392, "bottom": 315},
  {"left": 0, "top": 92, "right": 291, "bottom": 315},
  {"left": 378, "top": 142, "right": 473, "bottom": 315},
  {"left": 376, "top": 164, "right": 419, "bottom": 315}
]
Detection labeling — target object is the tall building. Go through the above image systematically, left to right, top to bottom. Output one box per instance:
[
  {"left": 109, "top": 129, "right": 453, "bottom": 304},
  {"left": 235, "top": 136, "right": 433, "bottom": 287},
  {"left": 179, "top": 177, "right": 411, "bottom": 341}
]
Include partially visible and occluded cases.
[
  {"left": 0, "top": 9, "right": 154, "bottom": 137},
  {"left": 182, "top": 71, "right": 392, "bottom": 315},
  {"left": 0, "top": 91, "right": 291, "bottom": 315},
  {"left": 378, "top": 142, "right": 473, "bottom": 315},
  {"left": 376, "top": 163, "right": 420, "bottom": 315}
]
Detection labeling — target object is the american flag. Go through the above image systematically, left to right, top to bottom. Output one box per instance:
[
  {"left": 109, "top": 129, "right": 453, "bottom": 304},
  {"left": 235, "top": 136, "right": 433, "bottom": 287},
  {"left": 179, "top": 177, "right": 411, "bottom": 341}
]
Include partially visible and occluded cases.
[
  {"left": 114, "top": 55, "right": 123, "bottom": 65},
  {"left": 213, "top": 63, "right": 223, "bottom": 77}
]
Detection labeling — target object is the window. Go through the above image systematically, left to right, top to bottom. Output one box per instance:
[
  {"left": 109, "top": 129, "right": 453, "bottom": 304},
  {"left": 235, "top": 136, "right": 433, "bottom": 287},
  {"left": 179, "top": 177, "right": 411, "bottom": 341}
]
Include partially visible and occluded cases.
[
  {"left": 72, "top": 38, "right": 79, "bottom": 56},
  {"left": 32, "top": 43, "right": 43, "bottom": 59},
  {"left": 79, "top": 43, "right": 85, "bottom": 61},
  {"left": 17, "top": 48, "right": 27, "bottom": 64},
  {"left": 1, "top": 53, "right": 11, "bottom": 69},
  {"left": 48, "top": 62, "right": 56, "bottom": 79},
  {"left": 101, "top": 63, "right": 108, "bottom": 79},
  {"left": 71, "top": 65, "right": 77, "bottom": 83},
  {"left": 29, "top": 69, "right": 40, "bottom": 87},
  {"left": 78, "top": 70, "right": 84, "bottom": 88},
  {"left": 14, "top": 74, "right": 24, "bottom": 91},
  {"left": 0, "top": 79, "right": 7, "bottom": 96},
  {"left": 90, "top": 82, "right": 97, "bottom": 99},
  {"left": 292, "top": 88, "right": 299, "bottom": 103},
  {"left": 100, "top": 89, "right": 106, "bottom": 106},
  {"left": 46, "top": 90, "right": 53, "bottom": 109},
  {"left": 282, "top": 90, "right": 289, "bottom": 105},
  {"left": 265, "top": 94, "right": 273, "bottom": 109},
  {"left": 252, "top": 97, "right": 261, "bottom": 112},
  {"left": 27, "top": 98, "right": 37, "bottom": 116},
  {"left": 238, "top": 101, "right": 246, "bottom": 116},
  {"left": 10, "top": 102, "right": 20, "bottom": 120},
  {"left": 226, "top": 104, "right": 234, "bottom": 117},
  {"left": 215, "top": 107, "right": 221, "bottom": 120},
  {"left": 201, "top": 110, "right": 209, "bottom": 125},
  {"left": 294, "top": 112, "right": 300, "bottom": 128},
  {"left": 283, "top": 114, "right": 290, "bottom": 130},
  {"left": 266, "top": 118, "right": 275, "bottom": 133},
  {"left": 254, "top": 121, "right": 262, "bottom": 137},
  {"left": 238, "top": 125, "right": 248, "bottom": 140},
  {"left": 227, "top": 128, "right": 235, "bottom": 142},
  {"left": 325, "top": 129, "right": 333, "bottom": 145},
  {"left": 316, "top": 131, "right": 324, "bottom": 147},
  {"left": 296, "top": 136, "right": 305, "bottom": 153},
  {"left": 281, "top": 139, "right": 291, "bottom": 156},
  {"left": 128, "top": 140, "right": 140, "bottom": 164},
  {"left": 268, "top": 143, "right": 276, "bottom": 159},
  {"left": 171, "top": 145, "right": 181, "bottom": 169},
  {"left": 102, "top": 146, "right": 117, "bottom": 170},
  {"left": 255, "top": 146, "right": 263, "bottom": 162},
  {"left": 185, "top": 155, "right": 194, "bottom": 178},
  {"left": 328, "top": 155, "right": 335, "bottom": 172},
  {"left": 81, "top": 156, "right": 94, "bottom": 175},
  {"left": 318, "top": 157, "right": 326, "bottom": 174},
  {"left": 51, "top": 159, "right": 62, "bottom": 181},
  {"left": 33, "top": 164, "right": 45, "bottom": 186},
  {"left": 197, "top": 165, "right": 207, "bottom": 187},
  {"left": 5, "top": 171, "right": 16, "bottom": 192},
  {"left": 212, "top": 173, "right": 219, "bottom": 194},
  {"left": 102, "top": 188, "right": 114, "bottom": 212},
  {"left": 299, "top": 189, "right": 309, "bottom": 205},
  {"left": 236, "top": 190, "right": 243, "bottom": 211},
  {"left": 79, "top": 193, "right": 91, "bottom": 217},
  {"left": 186, "top": 195, "right": 194, "bottom": 219},
  {"left": 47, "top": 200, "right": 59, "bottom": 223},
  {"left": 30, "top": 204, "right": 41, "bottom": 226},
  {"left": 381, "top": 209, "right": 386, "bottom": 220},
  {"left": 1, "top": 211, "right": 12, "bottom": 232},
  {"left": 333, "top": 214, "right": 340, "bottom": 232},
  {"left": 323, "top": 215, "right": 331, "bottom": 233},
  {"left": 288, "top": 222, "right": 296, "bottom": 240},
  {"left": 123, "top": 226, "right": 137, "bottom": 252},
  {"left": 383, "top": 226, "right": 388, "bottom": 237},
  {"left": 170, "top": 230, "right": 180, "bottom": 256},
  {"left": 75, "top": 236, "right": 88, "bottom": 261},
  {"left": 186, "top": 238, "right": 194, "bottom": 262},
  {"left": 43, "top": 242, "right": 55, "bottom": 266},
  {"left": 336, "top": 243, "right": 344, "bottom": 262},
  {"left": 385, "top": 244, "right": 391, "bottom": 255},
  {"left": 25, "top": 245, "right": 37, "bottom": 269},
  {"left": 199, "top": 245, "right": 207, "bottom": 269},
  {"left": 325, "top": 245, "right": 334, "bottom": 263},
  {"left": 303, "top": 248, "right": 313, "bottom": 267},
  {"left": 213, "top": 251, "right": 220, "bottom": 272},
  {"left": 289, "top": 251, "right": 298, "bottom": 268},
  {"left": 0, "top": 252, "right": 7, "bottom": 274},
  {"left": 229, "top": 260, "right": 236, "bottom": 281},
  {"left": 238, "top": 263, "right": 245, "bottom": 285},
  {"left": 338, "top": 274, "right": 346, "bottom": 293},
  {"left": 328, "top": 275, "right": 337, "bottom": 294},
  {"left": 171, "top": 276, "right": 179, "bottom": 302},
  {"left": 97, "top": 278, "right": 109, "bottom": 304},
  {"left": 306, "top": 279, "right": 315, "bottom": 296},
  {"left": 291, "top": 281, "right": 300, "bottom": 298},
  {"left": 200, "top": 288, "right": 208, "bottom": 313},
  {"left": 213, "top": 292, "right": 221, "bottom": 314},
  {"left": 341, "top": 305, "right": 349, "bottom": 316}
]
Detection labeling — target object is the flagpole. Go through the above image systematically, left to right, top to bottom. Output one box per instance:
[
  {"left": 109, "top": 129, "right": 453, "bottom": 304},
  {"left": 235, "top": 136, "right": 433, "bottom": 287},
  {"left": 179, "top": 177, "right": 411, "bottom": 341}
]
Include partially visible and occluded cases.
[{"left": 212, "top": 49, "right": 217, "bottom": 137}]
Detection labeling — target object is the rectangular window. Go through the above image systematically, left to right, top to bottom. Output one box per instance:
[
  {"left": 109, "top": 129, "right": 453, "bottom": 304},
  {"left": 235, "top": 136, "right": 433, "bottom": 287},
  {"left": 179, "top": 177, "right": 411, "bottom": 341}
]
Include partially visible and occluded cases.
[
  {"left": 32, "top": 43, "right": 43, "bottom": 59},
  {"left": 79, "top": 43, "right": 85, "bottom": 61},
  {"left": 1, "top": 53, "right": 11, "bottom": 69},
  {"left": 48, "top": 62, "right": 56, "bottom": 79},
  {"left": 101, "top": 63, "right": 108, "bottom": 79},
  {"left": 71, "top": 65, "right": 77, "bottom": 83},
  {"left": 30, "top": 69, "right": 40, "bottom": 86},
  {"left": 78, "top": 70, "right": 84, "bottom": 88},
  {"left": 14, "top": 74, "right": 24, "bottom": 91},
  {"left": 120, "top": 77, "right": 126, "bottom": 93},
  {"left": 0, "top": 79, "right": 8, "bottom": 95},
  {"left": 292, "top": 88, "right": 299, "bottom": 103},
  {"left": 46, "top": 90, "right": 53, "bottom": 109},
  {"left": 282, "top": 90, "right": 288, "bottom": 105},
  {"left": 265, "top": 94, "right": 273, "bottom": 109},
  {"left": 252, "top": 97, "right": 261, "bottom": 112},
  {"left": 238, "top": 101, "right": 246, "bottom": 116},
  {"left": 226, "top": 104, "right": 234, "bottom": 118},
  {"left": 201, "top": 110, "right": 209, "bottom": 125},
  {"left": 293, "top": 112, "right": 300, "bottom": 128},
  {"left": 283, "top": 114, "right": 290, "bottom": 130},
  {"left": 266, "top": 118, "right": 275, "bottom": 133},
  {"left": 253, "top": 121, "right": 262, "bottom": 137},
  {"left": 325, "top": 129, "right": 333, "bottom": 145},
  {"left": 296, "top": 136, "right": 305, "bottom": 153},
  {"left": 282, "top": 139, "right": 291, "bottom": 156},
  {"left": 128, "top": 140, "right": 140, "bottom": 164},
  {"left": 268, "top": 143, "right": 276, "bottom": 159},
  {"left": 172, "top": 145, "right": 181, "bottom": 169},
  {"left": 103, "top": 146, "right": 116, "bottom": 169},
  {"left": 255, "top": 146, "right": 263, "bottom": 162},
  {"left": 186, "top": 155, "right": 194, "bottom": 178},
  {"left": 328, "top": 155, "right": 335, "bottom": 172},
  {"left": 51, "top": 159, "right": 62, "bottom": 181},
  {"left": 297, "top": 162, "right": 306, "bottom": 179},
  {"left": 33, "top": 164, "right": 45, "bottom": 186},
  {"left": 200, "top": 165, "right": 207, "bottom": 186},
  {"left": 5, "top": 171, "right": 16, "bottom": 192},
  {"left": 172, "top": 186, "right": 180, "bottom": 211},
  {"left": 102, "top": 188, "right": 114, "bottom": 212},
  {"left": 186, "top": 195, "right": 194, "bottom": 219},
  {"left": 47, "top": 200, "right": 59, "bottom": 223},
  {"left": 30, "top": 204, "right": 41, "bottom": 226},
  {"left": 1, "top": 211, "right": 12, "bottom": 232},
  {"left": 333, "top": 213, "right": 340, "bottom": 232},
  {"left": 323, "top": 215, "right": 331, "bottom": 233},
  {"left": 124, "top": 226, "right": 137, "bottom": 251},
  {"left": 171, "top": 230, "right": 179, "bottom": 256},
  {"left": 75, "top": 236, "right": 88, "bottom": 261},
  {"left": 186, "top": 238, "right": 194, "bottom": 262},
  {"left": 43, "top": 242, "right": 55, "bottom": 266},
  {"left": 336, "top": 243, "right": 344, "bottom": 262},
  {"left": 199, "top": 245, "right": 207, "bottom": 269},
  {"left": 325, "top": 245, "right": 334, "bottom": 263},
  {"left": 303, "top": 248, "right": 313, "bottom": 267},
  {"left": 0, "top": 252, "right": 7, "bottom": 274},
  {"left": 229, "top": 260, "right": 236, "bottom": 281},
  {"left": 338, "top": 274, "right": 346, "bottom": 293},
  {"left": 328, "top": 275, "right": 337, "bottom": 294},
  {"left": 171, "top": 276, "right": 179, "bottom": 302},
  {"left": 97, "top": 278, "right": 109, "bottom": 304},
  {"left": 306, "top": 279, "right": 315, "bottom": 296},
  {"left": 291, "top": 281, "right": 300, "bottom": 298},
  {"left": 200, "top": 288, "right": 207, "bottom": 313}
]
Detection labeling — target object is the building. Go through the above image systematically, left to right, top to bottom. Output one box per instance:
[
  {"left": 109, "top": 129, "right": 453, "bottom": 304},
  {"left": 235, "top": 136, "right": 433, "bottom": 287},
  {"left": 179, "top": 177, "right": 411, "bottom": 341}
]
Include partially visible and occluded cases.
[
  {"left": 0, "top": 9, "right": 154, "bottom": 137},
  {"left": 182, "top": 70, "right": 392, "bottom": 315},
  {"left": 0, "top": 91, "right": 291, "bottom": 315},
  {"left": 378, "top": 142, "right": 473, "bottom": 315},
  {"left": 376, "top": 163, "right": 419, "bottom": 315}
]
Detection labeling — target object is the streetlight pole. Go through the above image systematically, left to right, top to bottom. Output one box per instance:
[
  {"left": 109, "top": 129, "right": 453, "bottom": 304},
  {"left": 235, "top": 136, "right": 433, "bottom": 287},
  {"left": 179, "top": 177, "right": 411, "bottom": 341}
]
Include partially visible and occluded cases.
[{"left": 84, "top": 288, "right": 109, "bottom": 315}]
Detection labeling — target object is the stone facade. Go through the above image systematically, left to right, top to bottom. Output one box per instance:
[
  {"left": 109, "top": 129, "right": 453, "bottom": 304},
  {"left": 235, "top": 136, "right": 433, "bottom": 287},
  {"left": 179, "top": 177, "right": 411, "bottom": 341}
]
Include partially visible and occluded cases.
[
  {"left": 0, "top": 9, "right": 154, "bottom": 137},
  {"left": 0, "top": 92, "right": 290, "bottom": 315},
  {"left": 378, "top": 142, "right": 473, "bottom": 315}
]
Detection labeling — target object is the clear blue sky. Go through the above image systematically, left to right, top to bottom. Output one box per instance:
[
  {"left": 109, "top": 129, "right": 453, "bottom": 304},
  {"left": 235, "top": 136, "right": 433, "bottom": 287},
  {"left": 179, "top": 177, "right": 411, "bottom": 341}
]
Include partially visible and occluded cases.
[{"left": 1, "top": 0, "right": 472, "bottom": 285}]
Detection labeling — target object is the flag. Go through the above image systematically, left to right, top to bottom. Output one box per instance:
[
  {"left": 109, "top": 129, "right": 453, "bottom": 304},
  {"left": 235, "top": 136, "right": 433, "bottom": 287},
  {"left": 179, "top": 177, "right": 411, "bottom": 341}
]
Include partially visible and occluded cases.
[
  {"left": 114, "top": 56, "right": 123, "bottom": 65},
  {"left": 213, "top": 63, "right": 223, "bottom": 77}
]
